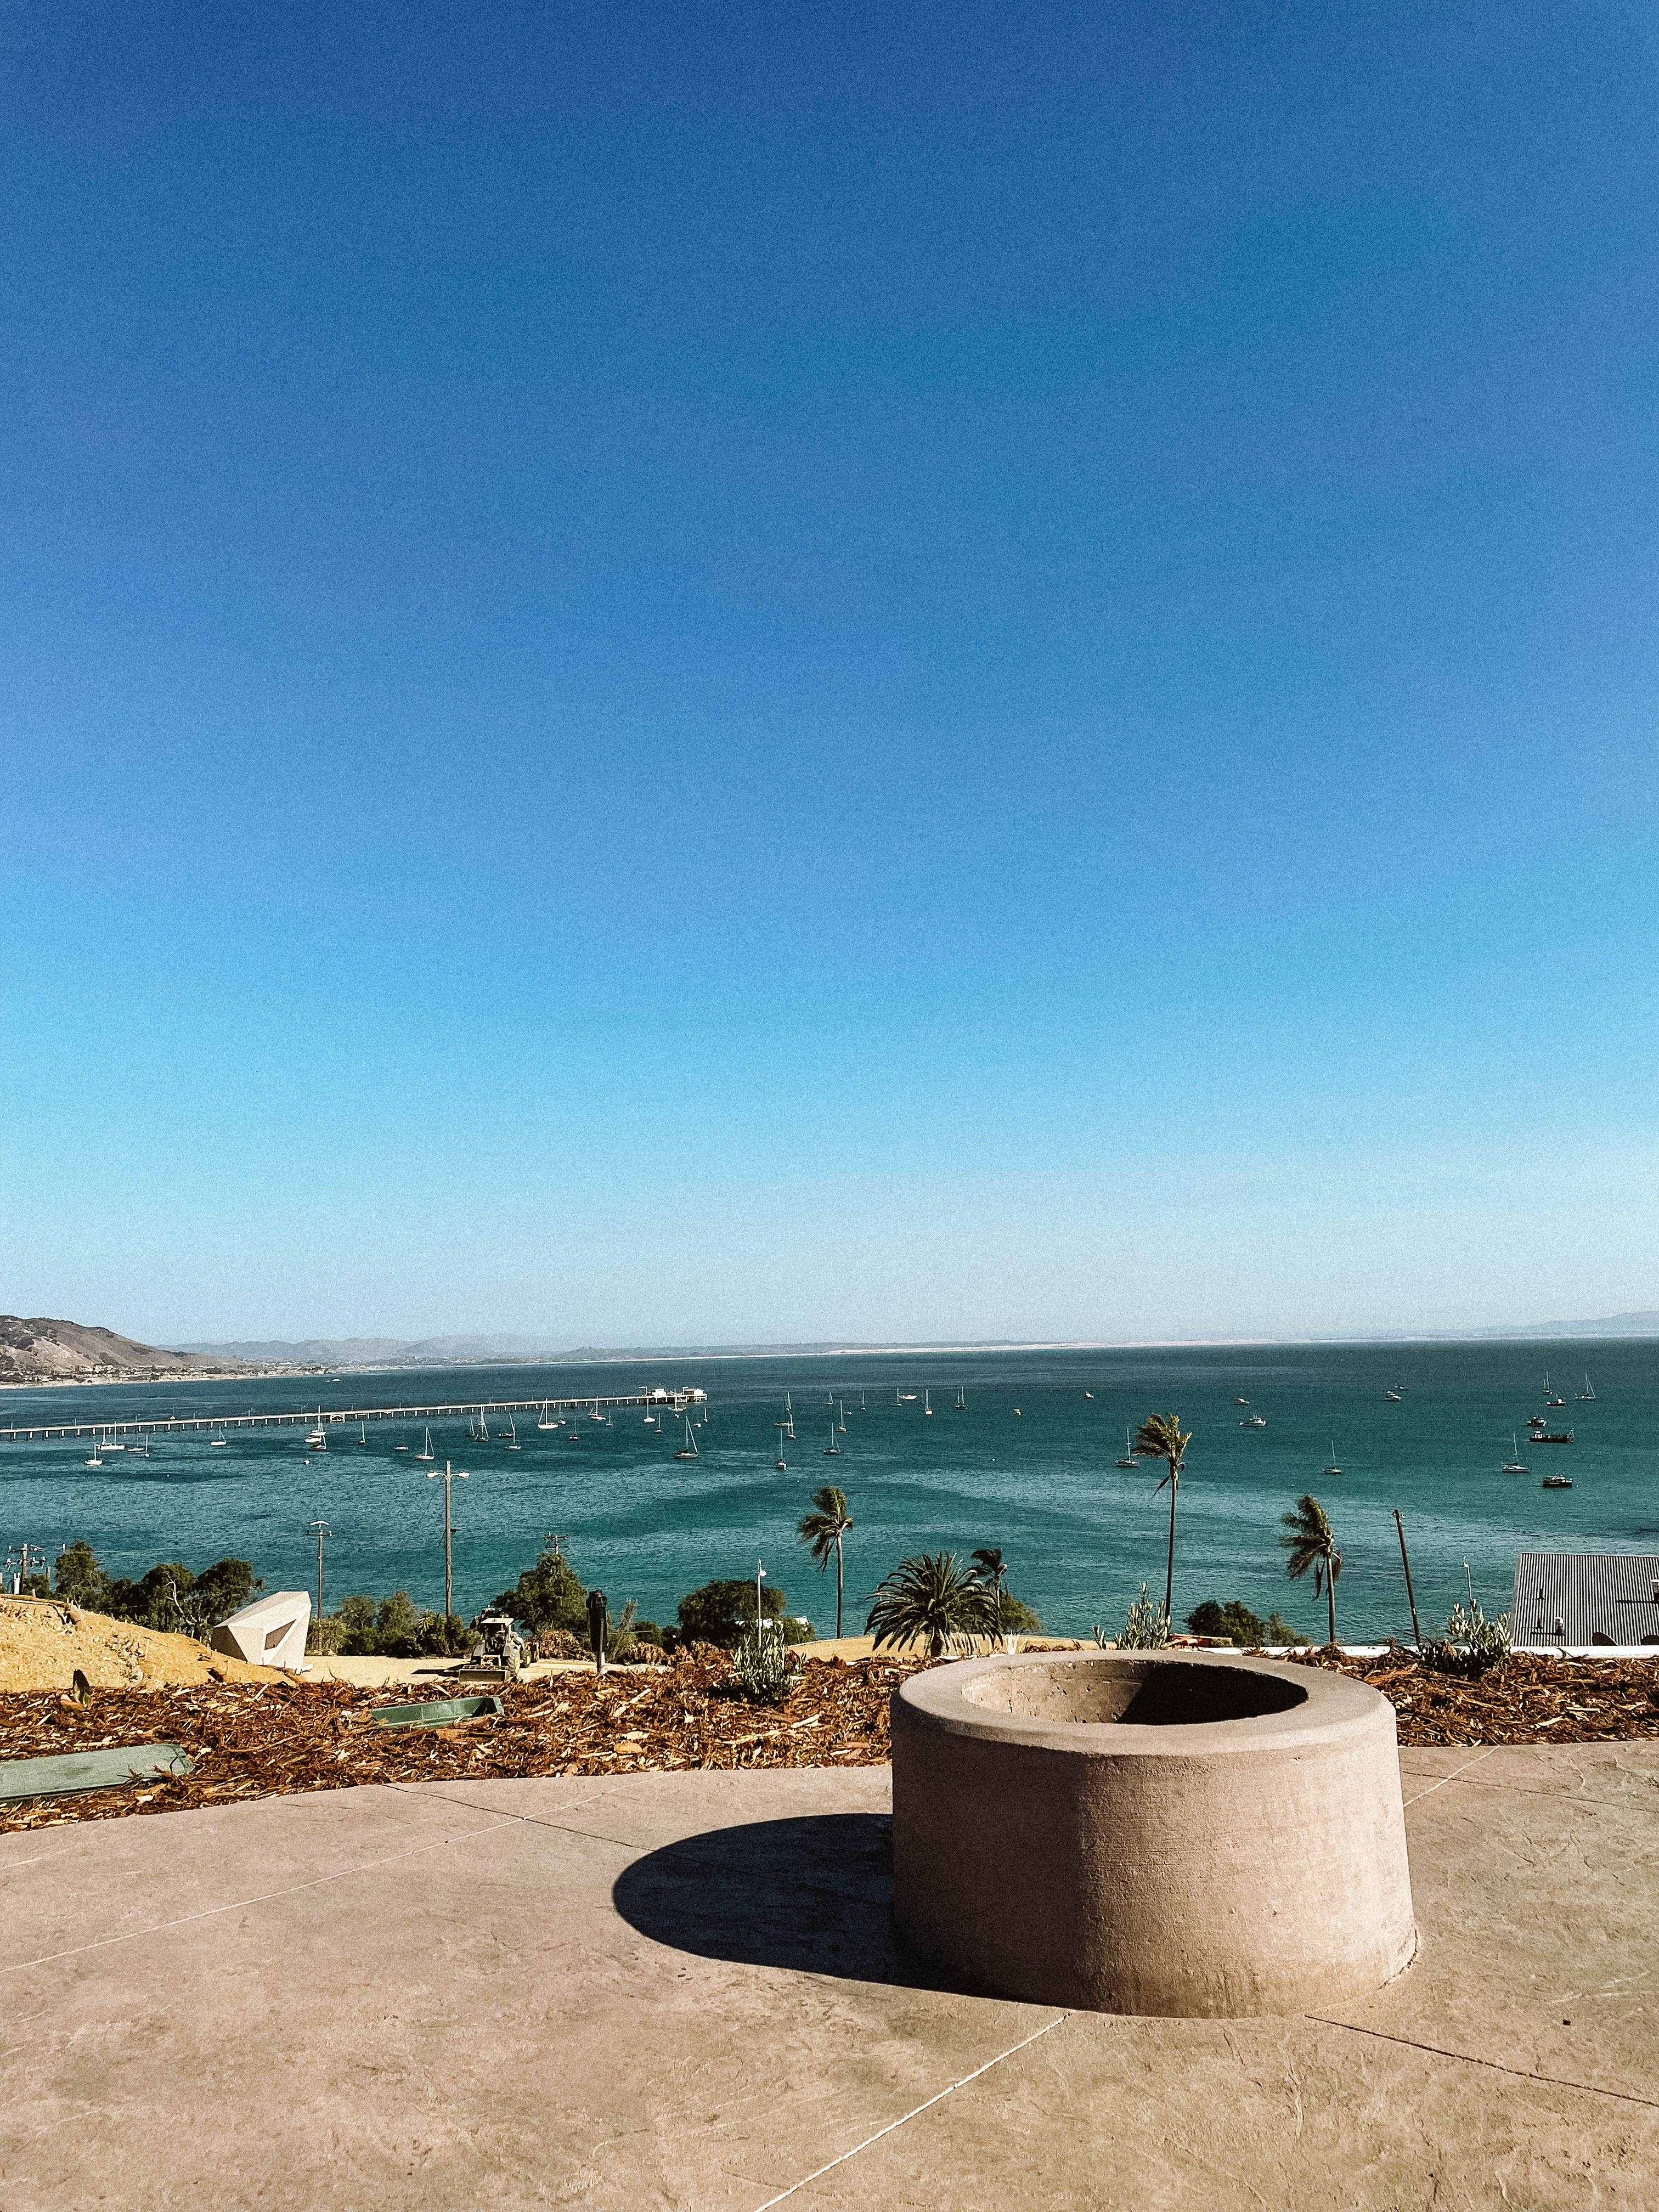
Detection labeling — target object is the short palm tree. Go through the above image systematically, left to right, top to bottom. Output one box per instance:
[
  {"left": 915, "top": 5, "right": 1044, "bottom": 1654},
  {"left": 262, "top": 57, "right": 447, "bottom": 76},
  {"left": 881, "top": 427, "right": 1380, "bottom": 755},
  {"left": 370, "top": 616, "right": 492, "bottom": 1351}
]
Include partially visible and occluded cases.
[
  {"left": 1133, "top": 1413, "right": 1192, "bottom": 1625},
  {"left": 798, "top": 1485, "right": 854, "bottom": 1638},
  {"left": 1280, "top": 1494, "right": 1342, "bottom": 1645},
  {"left": 971, "top": 1547, "right": 1009, "bottom": 1647},
  {"left": 866, "top": 1551, "right": 985, "bottom": 1658}
]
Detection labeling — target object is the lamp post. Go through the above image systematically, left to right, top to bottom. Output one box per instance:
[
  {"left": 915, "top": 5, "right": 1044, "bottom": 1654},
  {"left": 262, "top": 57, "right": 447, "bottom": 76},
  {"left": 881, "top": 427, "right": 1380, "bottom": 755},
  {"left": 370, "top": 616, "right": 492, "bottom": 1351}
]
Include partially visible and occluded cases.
[
  {"left": 426, "top": 1462, "right": 469, "bottom": 1620},
  {"left": 308, "top": 1521, "right": 331, "bottom": 1626},
  {"left": 756, "top": 1558, "right": 766, "bottom": 1646}
]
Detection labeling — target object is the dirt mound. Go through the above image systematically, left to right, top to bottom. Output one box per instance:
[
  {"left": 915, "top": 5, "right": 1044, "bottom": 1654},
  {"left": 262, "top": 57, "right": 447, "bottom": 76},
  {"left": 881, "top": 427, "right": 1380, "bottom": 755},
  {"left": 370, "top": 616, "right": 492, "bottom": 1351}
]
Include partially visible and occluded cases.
[{"left": 0, "top": 1597, "right": 285, "bottom": 1691}]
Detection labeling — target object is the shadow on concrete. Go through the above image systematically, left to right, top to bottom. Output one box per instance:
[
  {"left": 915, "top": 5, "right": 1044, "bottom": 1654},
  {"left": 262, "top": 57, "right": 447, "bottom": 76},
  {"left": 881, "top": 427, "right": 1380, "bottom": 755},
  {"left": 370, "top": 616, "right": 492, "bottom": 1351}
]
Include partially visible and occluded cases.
[{"left": 612, "top": 1813, "right": 966, "bottom": 1991}]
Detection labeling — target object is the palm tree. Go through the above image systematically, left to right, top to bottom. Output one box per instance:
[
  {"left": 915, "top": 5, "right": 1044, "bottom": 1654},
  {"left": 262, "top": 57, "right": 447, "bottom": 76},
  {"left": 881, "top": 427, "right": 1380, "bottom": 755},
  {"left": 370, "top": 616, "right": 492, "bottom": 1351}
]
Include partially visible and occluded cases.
[
  {"left": 1132, "top": 1413, "right": 1192, "bottom": 1625},
  {"left": 798, "top": 1485, "right": 854, "bottom": 1638},
  {"left": 1280, "top": 1493, "right": 1342, "bottom": 1645},
  {"left": 972, "top": 1547, "right": 1009, "bottom": 1647},
  {"left": 866, "top": 1551, "right": 985, "bottom": 1658}
]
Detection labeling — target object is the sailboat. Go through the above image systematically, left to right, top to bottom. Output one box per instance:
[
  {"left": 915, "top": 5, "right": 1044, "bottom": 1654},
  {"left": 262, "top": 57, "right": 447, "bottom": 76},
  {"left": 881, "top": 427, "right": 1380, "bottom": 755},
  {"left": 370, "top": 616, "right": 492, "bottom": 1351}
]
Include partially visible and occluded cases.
[
  {"left": 1543, "top": 1374, "right": 1565, "bottom": 1408},
  {"left": 1577, "top": 1375, "right": 1596, "bottom": 1401},
  {"left": 956, "top": 1385, "right": 966, "bottom": 1409},
  {"left": 1384, "top": 1388, "right": 1403, "bottom": 1402},
  {"left": 924, "top": 1389, "right": 933, "bottom": 1416},
  {"left": 860, "top": 1390, "right": 866, "bottom": 1412},
  {"left": 1084, "top": 1390, "right": 1093, "bottom": 1401},
  {"left": 899, "top": 1391, "right": 917, "bottom": 1402},
  {"left": 776, "top": 1392, "right": 795, "bottom": 1438},
  {"left": 588, "top": 1400, "right": 606, "bottom": 1423},
  {"left": 837, "top": 1400, "right": 847, "bottom": 1432},
  {"left": 538, "top": 1401, "right": 558, "bottom": 1430},
  {"left": 305, "top": 1415, "right": 328, "bottom": 1450},
  {"left": 503, "top": 1415, "right": 521, "bottom": 1449},
  {"left": 674, "top": 1418, "right": 699, "bottom": 1461},
  {"left": 357, "top": 1421, "right": 369, "bottom": 1447},
  {"left": 823, "top": 1424, "right": 839, "bottom": 1457},
  {"left": 415, "top": 1426, "right": 435, "bottom": 1462},
  {"left": 210, "top": 1427, "right": 229, "bottom": 1448},
  {"left": 1115, "top": 1429, "right": 1137, "bottom": 1469},
  {"left": 104, "top": 1432, "right": 126, "bottom": 1452},
  {"left": 1501, "top": 1434, "right": 1530, "bottom": 1474},
  {"left": 84, "top": 1435, "right": 104, "bottom": 1465},
  {"left": 1322, "top": 1441, "right": 1342, "bottom": 1477}
]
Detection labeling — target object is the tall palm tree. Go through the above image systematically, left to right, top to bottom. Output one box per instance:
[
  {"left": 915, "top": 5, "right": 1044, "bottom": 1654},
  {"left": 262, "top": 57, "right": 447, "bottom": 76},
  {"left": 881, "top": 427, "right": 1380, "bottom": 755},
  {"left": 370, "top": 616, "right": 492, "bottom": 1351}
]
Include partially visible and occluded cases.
[
  {"left": 1133, "top": 1413, "right": 1192, "bottom": 1625},
  {"left": 798, "top": 1485, "right": 854, "bottom": 1638},
  {"left": 1280, "top": 1493, "right": 1342, "bottom": 1645},
  {"left": 972, "top": 1547, "right": 1009, "bottom": 1647},
  {"left": 866, "top": 1551, "right": 985, "bottom": 1658}
]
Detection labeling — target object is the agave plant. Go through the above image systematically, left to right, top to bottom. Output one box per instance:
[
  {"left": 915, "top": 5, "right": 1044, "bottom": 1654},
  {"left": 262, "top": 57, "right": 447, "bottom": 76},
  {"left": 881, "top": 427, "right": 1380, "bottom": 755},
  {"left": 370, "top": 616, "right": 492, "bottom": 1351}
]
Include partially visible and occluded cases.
[
  {"left": 1133, "top": 1413, "right": 1192, "bottom": 1624},
  {"left": 1280, "top": 1494, "right": 1342, "bottom": 1645},
  {"left": 866, "top": 1551, "right": 988, "bottom": 1658}
]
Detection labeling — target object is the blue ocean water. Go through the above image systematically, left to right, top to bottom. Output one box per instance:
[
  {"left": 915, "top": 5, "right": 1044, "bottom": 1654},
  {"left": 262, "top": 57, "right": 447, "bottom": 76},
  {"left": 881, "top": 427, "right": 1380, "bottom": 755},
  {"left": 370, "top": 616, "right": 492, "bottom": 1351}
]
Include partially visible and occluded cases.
[{"left": 2, "top": 1342, "right": 1654, "bottom": 1641}]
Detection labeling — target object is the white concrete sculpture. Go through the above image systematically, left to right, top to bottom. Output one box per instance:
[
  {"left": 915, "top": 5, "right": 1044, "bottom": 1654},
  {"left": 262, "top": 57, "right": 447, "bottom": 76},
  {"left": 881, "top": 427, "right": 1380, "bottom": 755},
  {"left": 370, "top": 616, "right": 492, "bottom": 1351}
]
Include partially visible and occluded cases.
[{"left": 210, "top": 1590, "right": 312, "bottom": 1671}]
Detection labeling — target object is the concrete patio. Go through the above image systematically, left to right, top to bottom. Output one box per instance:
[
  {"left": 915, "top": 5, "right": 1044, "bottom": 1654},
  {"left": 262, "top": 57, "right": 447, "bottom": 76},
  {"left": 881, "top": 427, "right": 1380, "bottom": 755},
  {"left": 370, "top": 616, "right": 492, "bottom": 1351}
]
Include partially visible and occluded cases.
[{"left": 2, "top": 1741, "right": 1656, "bottom": 2209}]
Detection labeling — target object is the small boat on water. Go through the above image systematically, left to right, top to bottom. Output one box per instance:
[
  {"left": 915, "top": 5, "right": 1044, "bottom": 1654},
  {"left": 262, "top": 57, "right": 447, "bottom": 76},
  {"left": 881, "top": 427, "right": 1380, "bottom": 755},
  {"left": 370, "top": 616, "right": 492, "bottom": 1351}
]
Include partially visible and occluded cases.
[
  {"left": 1542, "top": 1374, "right": 1565, "bottom": 1407},
  {"left": 1578, "top": 1375, "right": 1596, "bottom": 1401},
  {"left": 957, "top": 1386, "right": 967, "bottom": 1409},
  {"left": 923, "top": 1389, "right": 933, "bottom": 1417},
  {"left": 1384, "top": 1389, "right": 1402, "bottom": 1402},
  {"left": 1084, "top": 1390, "right": 1094, "bottom": 1401},
  {"left": 899, "top": 1392, "right": 917, "bottom": 1402},
  {"left": 1235, "top": 1398, "right": 1249, "bottom": 1406},
  {"left": 838, "top": 1400, "right": 848, "bottom": 1432},
  {"left": 538, "top": 1402, "right": 559, "bottom": 1430},
  {"left": 588, "top": 1402, "right": 606, "bottom": 1423},
  {"left": 1240, "top": 1413, "right": 1266, "bottom": 1429},
  {"left": 503, "top": 1416, "right": 520, "bottom": 1450},
  {"left": 305, "top": 1418, "right": 328, "bottom": 1451},
  {"left": 673, "top": 1418, "right": 698, "bottom": 1461},
  {"left": 357, "top": 1422, "right": 369, "bottom": 1447},
  {"left": 823, "top": 1424, "right": 839, "bottom": 1457},
  {"left": 415, "top": 1427, "right": 435, "bottom": 1462},
  {"left": 1538, "top": 1428, "right": 1573, "bottom": 1445},
  {"left": 1115, "top": 1429, "right": 1137, "bottom": 1469},
  {"left": 210, "top": 1430, "right": 229, "bottom": 1448},
  {"left": 1501, "top": 1434, "right": 1530, "bottom": 1474},
  {"left": 1322, "top": 1441, "right": 1342, "bottom": 1477},
  {"left": 84, "top": 1447, "right": 104, "bottom": 1466},
  {"left": 775, "top": 1453, "right": 787, "bottom": 1470},
  {"left": 1542, "top": 1473, "right": 1573, "bottom": 1489}
]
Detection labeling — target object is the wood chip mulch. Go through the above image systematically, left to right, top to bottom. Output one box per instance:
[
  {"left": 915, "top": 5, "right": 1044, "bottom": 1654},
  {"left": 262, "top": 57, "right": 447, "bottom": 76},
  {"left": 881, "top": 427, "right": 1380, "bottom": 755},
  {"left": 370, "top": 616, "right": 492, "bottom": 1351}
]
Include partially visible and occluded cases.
[
  {"left": 1291, "top": 1645, "right": 1659, "bottom": 1747},
  {"left": 2, "top": 1647, "right": 1656, "bottom": 1832},
  {"left": 0, "top": 1654, "right": 916, "bottom": 1831}
]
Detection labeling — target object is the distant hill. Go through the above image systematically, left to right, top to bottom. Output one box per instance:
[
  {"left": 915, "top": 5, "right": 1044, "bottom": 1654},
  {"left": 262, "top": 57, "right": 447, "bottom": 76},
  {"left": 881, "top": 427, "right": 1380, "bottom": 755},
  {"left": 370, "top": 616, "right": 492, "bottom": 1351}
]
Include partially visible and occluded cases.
[
  {"left": 1448, "top": 1311, "right": 1659, "bottom": 1341},
  {"left": 0, "top": 1317, "right": 271, "bottom": 1387}
]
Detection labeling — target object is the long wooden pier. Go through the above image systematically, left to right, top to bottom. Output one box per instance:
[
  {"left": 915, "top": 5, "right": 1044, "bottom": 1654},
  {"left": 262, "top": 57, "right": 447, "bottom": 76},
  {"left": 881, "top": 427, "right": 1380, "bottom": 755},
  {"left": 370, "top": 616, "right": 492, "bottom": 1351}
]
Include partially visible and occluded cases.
[{"left": 0, "top": 1390, "right": 707, "bottom": 1444}]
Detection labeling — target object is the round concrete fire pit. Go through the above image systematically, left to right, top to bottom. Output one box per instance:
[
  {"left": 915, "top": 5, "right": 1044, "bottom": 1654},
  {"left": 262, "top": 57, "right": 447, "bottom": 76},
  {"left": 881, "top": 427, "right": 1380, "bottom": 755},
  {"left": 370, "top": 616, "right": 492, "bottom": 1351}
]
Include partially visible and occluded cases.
[{"left": 891, "top": 1650, "right": 1415, "bottom": 2017}]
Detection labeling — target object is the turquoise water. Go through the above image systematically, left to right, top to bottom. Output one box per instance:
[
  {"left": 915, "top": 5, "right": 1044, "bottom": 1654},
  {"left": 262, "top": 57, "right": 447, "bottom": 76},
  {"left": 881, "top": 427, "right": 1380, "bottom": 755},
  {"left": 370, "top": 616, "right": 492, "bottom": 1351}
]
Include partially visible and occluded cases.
[{"left": 2, "top": 1342, "right": 1655, "bottom": 1640}]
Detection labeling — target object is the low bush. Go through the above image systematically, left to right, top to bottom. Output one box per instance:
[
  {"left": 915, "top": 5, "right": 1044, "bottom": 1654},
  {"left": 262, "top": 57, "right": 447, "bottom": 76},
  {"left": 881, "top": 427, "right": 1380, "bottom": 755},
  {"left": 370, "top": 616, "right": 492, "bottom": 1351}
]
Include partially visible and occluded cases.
[
  {"left": 1101, "top": 1583, "right": 1170, "bottom": 1650},
  {"left": 731, "top": 1625, "right": 795, "bottom": 1703}
]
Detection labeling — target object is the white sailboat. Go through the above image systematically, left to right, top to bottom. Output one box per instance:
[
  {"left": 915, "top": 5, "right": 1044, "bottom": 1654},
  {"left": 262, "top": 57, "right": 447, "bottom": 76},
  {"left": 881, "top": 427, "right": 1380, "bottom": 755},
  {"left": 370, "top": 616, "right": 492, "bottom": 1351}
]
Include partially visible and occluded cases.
[
  {"left": 1577, "top": 1375, "right": 1596, "bottom": 1401},
  {"left": 956, "top": 1385, "right": 966, "bottom": 1409},
  {"left": 923, "top": 1389, "right": 933, "bottom": 1417},
  {"left": 838, "top": 1400, "right": 847, "bottom": 1432},
  {"left": 538, "top": 1401, "right": 558, "bottom": 1430},
  {"left": 305, "top": 1414, "right": 328, "bottom": 1451},
  {"left": 503, "top": 1415, "right": 520, "bottom": 1449},
  {"left": 674, "top": 1417, "right": 699, "bottom": 1461},
  {"left": 357, "top": 1422, "right": 369, "bottom": 1447},
  {"left": 823, "top": 1423, "right": 839, "bottom": 1457},
  {"left": 415, "top": 1426, "right": 436, "bottom": 1462},
  {"left": 210, "top": 1427, "right": 229, "bottom": 1448},
  {"left": 1115, "top": 1429, "right": 1136, "bottom": 1468},
  {"left": 1501, "top": 1434, "right": 1529, "bottom": 1474},
  {"left": 1322, "top": 1440, "right": 1341, "bottom": 1477}
]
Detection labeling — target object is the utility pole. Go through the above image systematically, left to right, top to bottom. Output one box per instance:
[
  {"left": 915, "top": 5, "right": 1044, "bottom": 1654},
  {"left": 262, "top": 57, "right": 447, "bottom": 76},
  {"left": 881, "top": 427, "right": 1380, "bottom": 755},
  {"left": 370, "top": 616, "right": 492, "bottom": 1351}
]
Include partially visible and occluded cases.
[
  {"left": 426, "top": 1463, "right": 469, "bottom": 1620},
  {"left": 1392, "top": 1510, "right": 1421, "bottom": 1648},
  {"left": 308, "top": 1521, "right": 331, "bottom": 1625},
  {"left": 544, "top": 1532, "right": 569, "bottom": 1563},
  {"left": 756, "top": 1558, "right": 767, "bottom": 1646}
]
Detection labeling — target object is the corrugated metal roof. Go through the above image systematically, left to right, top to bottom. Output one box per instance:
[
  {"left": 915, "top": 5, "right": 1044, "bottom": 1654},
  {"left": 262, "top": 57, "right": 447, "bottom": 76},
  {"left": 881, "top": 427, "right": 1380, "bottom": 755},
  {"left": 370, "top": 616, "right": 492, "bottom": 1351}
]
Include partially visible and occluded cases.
[{"left": 1513, "top": 1552, "right": 1659, "bottom": 1646}]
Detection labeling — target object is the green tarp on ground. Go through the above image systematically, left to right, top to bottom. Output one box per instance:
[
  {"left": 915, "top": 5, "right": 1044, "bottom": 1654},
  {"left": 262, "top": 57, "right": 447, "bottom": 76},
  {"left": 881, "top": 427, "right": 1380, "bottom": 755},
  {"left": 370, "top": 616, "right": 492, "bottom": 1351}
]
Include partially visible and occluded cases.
[
  {"left": 368, "top": 1694, "right": 504, "bottom": 1729},
  {"left": 0, "top": 1745, "right": 195, "bottom": 1803}
]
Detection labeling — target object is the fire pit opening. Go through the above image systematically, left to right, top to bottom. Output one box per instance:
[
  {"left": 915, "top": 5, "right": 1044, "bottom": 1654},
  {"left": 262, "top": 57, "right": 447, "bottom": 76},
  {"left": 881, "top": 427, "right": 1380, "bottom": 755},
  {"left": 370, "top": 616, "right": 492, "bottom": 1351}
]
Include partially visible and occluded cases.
[{"left": 962, "top": 1654, "right": 1307, "bottom": 1727}]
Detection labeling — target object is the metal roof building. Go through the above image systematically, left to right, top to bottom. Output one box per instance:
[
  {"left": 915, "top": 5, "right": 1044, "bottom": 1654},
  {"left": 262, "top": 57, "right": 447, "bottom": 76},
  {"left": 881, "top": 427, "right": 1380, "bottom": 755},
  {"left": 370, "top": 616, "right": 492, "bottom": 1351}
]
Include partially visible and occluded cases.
[{"left": 1513, "top": 1551, "right": 1659, "bottom": 1647}]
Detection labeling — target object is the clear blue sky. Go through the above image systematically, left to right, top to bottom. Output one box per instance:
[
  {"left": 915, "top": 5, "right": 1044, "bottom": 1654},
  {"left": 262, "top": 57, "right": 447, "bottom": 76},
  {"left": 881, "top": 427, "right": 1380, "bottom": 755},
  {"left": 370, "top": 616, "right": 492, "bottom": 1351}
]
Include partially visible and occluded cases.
[{"left": 4, "top": 2, "right": 1657, "bottom": 1345}]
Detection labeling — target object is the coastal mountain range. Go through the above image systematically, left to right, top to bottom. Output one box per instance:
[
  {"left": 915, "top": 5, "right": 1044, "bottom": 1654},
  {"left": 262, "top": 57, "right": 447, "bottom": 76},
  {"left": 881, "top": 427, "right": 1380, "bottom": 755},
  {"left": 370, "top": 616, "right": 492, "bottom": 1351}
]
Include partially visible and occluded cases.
[
  {"left": 5, "top": 1310, "right": 1656, "bottom": 1389},
  {"left": 185, "top": 1313, "right": 1659, "bottom": 1367},
  {"left": 0, "top": 1316, "right": 268, "bottom": 1387}
]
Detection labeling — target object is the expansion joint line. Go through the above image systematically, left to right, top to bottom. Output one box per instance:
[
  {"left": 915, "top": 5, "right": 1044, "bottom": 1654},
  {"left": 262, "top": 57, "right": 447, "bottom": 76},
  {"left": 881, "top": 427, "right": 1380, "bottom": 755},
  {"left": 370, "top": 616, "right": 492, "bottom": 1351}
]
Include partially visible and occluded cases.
[
  {"left": 1401, "top": 1746, "right": 1500, "bottom": 1804},
  {"left": 752, "top": 2012, "right": 1071, "bottom": 2209},
  {"left": 1308, "top": 2017, "right": 1659, "bottom": 2111}
]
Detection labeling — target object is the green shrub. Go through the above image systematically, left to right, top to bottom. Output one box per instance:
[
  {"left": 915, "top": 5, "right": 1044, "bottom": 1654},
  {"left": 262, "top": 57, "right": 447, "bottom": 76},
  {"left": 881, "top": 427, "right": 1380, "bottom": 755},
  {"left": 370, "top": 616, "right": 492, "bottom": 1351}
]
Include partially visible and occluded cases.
[
  {"left": 493, "top": 1545, "right": 589, "bottom": 1637},
  {"left": 677, "top": 1578, "right": 812, "bottom": 1650},
  {"left": 1186, "top": 1598, "right": 1267, "bottom": 1645}
]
